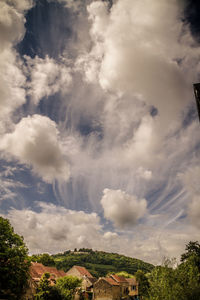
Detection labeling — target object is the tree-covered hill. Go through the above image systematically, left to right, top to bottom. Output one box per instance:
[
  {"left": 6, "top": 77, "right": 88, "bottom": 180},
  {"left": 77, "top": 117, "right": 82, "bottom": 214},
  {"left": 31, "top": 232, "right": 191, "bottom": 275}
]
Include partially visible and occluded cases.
[{"left": 31, "top": 248, "right": 154, "bottom": 277}]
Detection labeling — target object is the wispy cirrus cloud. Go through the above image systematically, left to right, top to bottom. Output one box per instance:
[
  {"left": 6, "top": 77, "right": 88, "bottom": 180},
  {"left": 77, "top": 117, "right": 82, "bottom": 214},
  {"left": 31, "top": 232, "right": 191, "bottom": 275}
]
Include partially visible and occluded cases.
[{"left": 2, "top": 201, "right": 200, "bottom": 264}]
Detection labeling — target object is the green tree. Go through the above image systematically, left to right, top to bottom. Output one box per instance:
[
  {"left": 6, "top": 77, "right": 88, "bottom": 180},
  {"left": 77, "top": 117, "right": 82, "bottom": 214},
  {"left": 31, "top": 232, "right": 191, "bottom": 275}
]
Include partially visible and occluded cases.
[
  {"left": 0, "top": 217, "right": 30, "bottom": 300},
  {"left": 181, "top": 241, "right": 200, "bottom": 272},
  {"left": 181, "top": 241, "right": 200, "bottom": 261},
  {"left": 30, "top": 253, "right": 55, "bottom": 266},
  {"left": 39, "top": 253, "right": 55, "bottom": 266},
  {"left": 148, "top": 253, "right": 200, "bottom": 300},
  {"left": 177, "top": 255, "right": 200, "bottom": 299},
  {"left": 148, "top": 265, "right": 183, "bottom": 300},
  {"left": 135, "top": 270, "right": 149, "bottom": 299},
  {"left": 116, "top": 271, "right": 134, "bottom": 278},
  {"left": 34, "top": 272, "right": 62, "bottom": 300},
  {"left": 56, "top": 276, "right": 82, "bottom": 300}
]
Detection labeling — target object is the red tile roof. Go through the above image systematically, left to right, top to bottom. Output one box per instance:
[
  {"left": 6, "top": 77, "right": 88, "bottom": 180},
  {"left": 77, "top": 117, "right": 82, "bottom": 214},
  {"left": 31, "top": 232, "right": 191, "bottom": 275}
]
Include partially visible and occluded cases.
[
  {"left": 30, "top": 262, "right": 66, "bottom": 282},
  {"left": 73, "top": 266, "right": 93, "bottom": 278},
  {"left": 110, "top": 274, "right": 128, "bottom": 283},
  {"left": 103, "top": 277, "right": 120, "bottom": 286}
]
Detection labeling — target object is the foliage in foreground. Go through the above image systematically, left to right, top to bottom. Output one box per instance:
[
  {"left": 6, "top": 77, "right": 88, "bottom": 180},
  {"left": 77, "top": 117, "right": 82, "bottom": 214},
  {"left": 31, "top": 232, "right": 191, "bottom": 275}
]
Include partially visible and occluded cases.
[
  {"left": 0, "top": 216, "right": 30, "bottom": 300},
  {"left": 136, "top": 241, "right": 200, "bottom": 300},
  {"left": 34, "top": 273, "right": 82, "bottom": 300},
  {"left": 34, "top": 273, "right": 61, "bottom": 300}
]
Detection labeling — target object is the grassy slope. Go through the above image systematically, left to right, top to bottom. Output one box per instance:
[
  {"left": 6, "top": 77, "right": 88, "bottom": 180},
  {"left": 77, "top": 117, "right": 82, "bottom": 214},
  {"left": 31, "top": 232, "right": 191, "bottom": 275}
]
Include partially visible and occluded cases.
[{"left": 52, "top": 249, "right": 154, "bottom": 277}]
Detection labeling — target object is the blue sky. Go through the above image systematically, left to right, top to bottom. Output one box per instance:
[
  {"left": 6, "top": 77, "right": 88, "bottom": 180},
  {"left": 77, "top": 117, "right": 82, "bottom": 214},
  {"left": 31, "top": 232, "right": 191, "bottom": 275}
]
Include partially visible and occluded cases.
[{"left": 1, "top": 0, "right": 200, "bottom": 265}]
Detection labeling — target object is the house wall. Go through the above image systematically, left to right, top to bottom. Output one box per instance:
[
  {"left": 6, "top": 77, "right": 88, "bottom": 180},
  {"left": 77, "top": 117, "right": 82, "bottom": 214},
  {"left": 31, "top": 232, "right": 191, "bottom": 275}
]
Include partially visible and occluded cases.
[
  {"left": 66, "top": 266, "right": 83, "bottom": 279},
  {"left": 66, "top": 267, "right": 93, "bottom": 291},
  {"left": 82, "top": 277, "right": 94, "bottom": 291},
  {"left": 93, "top": 280, "right": 120, "bottom": 300},
  {"left": 119, "top": 282, "right": 129, "bottom": 298},
  {"left": 128, "top": 284, "right": 139, "bottom": 297}
]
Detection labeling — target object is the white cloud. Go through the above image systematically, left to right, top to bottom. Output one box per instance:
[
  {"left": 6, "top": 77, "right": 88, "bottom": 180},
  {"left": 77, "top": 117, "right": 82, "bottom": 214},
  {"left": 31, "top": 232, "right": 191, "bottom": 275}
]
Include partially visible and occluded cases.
[
  {"left": 0, "top": 0, "right": 34, "bottom": 131},
  {"left": 0, "top": 0, "right": 199, "bottom": 266},
  {"left": 0, "top": 0, "right": 31, "bottom": 58},
  {"left": 7, "top": 0, "right": 33, "bottom": 12},
  {"left": 53, "top": 0, "right": 200, "bottom": 231},
  {"left": 83, "top": 0, "right": 199, "bottom": 127},
  {"left": 0, "top": 1, "right": 28, "bottom": 51},
  {"left": 75, "top": 1, "right": 108, "bottom": 83},
  {"left": 87, "top": 1, "right": 109, "bottom": 39},
  {"left": 0, "top": 49, "right": 26, "bottom": 128},
  {"left": 25, "top": 55, "right": 72, "bottom": 105},
  {"left": 0, "top": 115, "right": 70, "bottom": 183},
  {"left": 121, "top": 115, "right": 159, "bottom": 168},
  {"left": 0, "top": 165, "right": 26, "bottom": 201},
  {"left": 179, "top": 165, "right": 200, "bottom": 229},
  {"left": 180, "top": 165, "right": 200, "bottom": 197},
  {"left": 137, "top": 167, "right": 152, "bottom": 180},
  {"left": 0, "top": 178, "right": 22, "bottom": 201},
  {"left": 101, "top": 188, "right": 147, "bottom": 228},
  {"left": 188, "top": 196, "right": 200, "bottom": 229},
  {"left": 2, "top": 202, "right": 200, "bottom": 265},
  {"left": 3, "top": 202, "right": 103, "bottom": 254},
  {"left": 103, "top": 231, "right": 118, "bottom": 240}
]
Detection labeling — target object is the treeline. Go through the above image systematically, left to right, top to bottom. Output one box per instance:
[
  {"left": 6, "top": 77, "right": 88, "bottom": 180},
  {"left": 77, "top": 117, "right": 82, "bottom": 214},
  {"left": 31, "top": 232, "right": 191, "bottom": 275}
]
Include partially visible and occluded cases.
[
  {"left": 135, "top": 242, "right": 200, "bottom": 299},
  {"left": 30, "top": 248, "right": 154, "bottom": 277}
]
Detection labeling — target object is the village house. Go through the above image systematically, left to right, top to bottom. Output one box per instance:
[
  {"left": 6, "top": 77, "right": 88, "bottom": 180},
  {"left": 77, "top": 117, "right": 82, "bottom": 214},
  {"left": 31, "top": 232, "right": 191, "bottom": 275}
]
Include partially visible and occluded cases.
[
  {"left": 24, "top": 262, "right": 66, "bottom": 299},
  {"left": 24, "top": 263, "right": 138, "bottom": 300},
  {"left": 66, "top": 265, "right": 97, "bottom": 293},
  {"left": 93, "top": 274, "right": 139, "bottom": 300},
  {"left": 109, "top": 274, "right": 129, "bottom": 298},
  {"left": 93, "top": 277, "right": 121, "bottom": 300},
  {"left": 126, "top": 278, "right": 139, "bottom": 298}
]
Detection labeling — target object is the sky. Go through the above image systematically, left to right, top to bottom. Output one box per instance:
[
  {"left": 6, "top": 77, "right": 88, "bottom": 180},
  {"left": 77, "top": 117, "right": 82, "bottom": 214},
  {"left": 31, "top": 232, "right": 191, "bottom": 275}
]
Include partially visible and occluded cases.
[{"left": 1, "top": 0, "right": 200, "bottom": 265}]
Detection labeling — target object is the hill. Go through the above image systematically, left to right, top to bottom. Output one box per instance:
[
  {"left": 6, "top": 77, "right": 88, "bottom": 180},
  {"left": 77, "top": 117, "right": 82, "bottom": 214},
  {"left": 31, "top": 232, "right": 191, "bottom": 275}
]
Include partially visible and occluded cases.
[{"left": 32, "top": 248, "right": 154, "bottom": 277}]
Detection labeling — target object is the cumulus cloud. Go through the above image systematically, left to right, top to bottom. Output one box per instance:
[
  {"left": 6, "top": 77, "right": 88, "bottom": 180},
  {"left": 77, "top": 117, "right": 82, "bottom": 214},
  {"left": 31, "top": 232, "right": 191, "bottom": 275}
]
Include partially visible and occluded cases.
[
  {"left": 0, "top": 0, "right": 33, "bottom": 131},
  {"left": 0, "top": 0, "right": 200, "bottom": 266},
  {"left": 0, "top": 0, "right": 32, "bottom": 51},
  {"left": 8, "top": 0, "right": 33, "bottom": 12},
  {"left": 83, "top": 0, "right": 199, "bottom": 127},
  {"left": 0, "top": 1, "right": 24, "bottom": 50},
  {"left": 75, "top": 1, "right": 108, "bottom": 83},
  {"left": 0, "top": 49, "right": 26, "bottom": 127},
  {"left": 25, "top": 55, "right": 72, "bottom": 105},
  {"left": 0, "top": 115, "right": 70, "bottom": 183},
  {"left": 120, "top": 115, "right": 159, "bottom": 168},
  {"left": 101, "top": 189, "right": 147, "bottom": 228},
  {"left": 3, "top": 201, "right": 200, "bottom": 264},
  {"left": 3, "top": 202, "right": 102, "bottom": 254}
]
